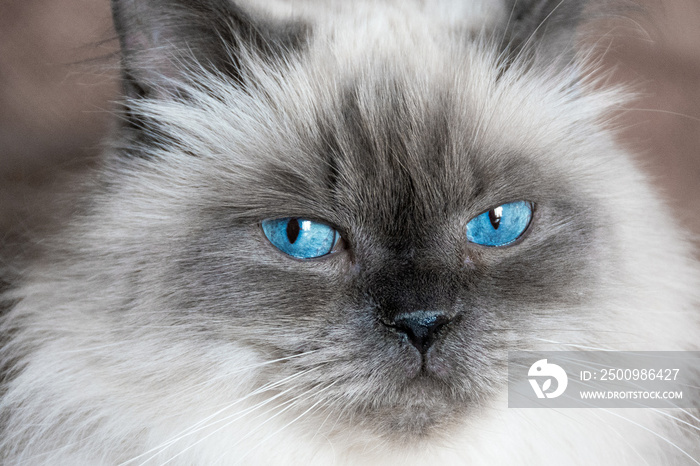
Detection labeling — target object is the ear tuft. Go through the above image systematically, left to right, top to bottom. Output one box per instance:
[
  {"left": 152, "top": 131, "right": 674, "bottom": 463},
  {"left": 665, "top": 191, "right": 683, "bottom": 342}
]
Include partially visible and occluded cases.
[{"left": 499, "top": 0, "right": 589, "bottom": 69}]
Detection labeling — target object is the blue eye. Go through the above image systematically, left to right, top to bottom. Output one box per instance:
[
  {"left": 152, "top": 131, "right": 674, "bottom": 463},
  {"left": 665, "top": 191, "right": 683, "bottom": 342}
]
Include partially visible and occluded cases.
[
  {"left": 466, "top": 201, "right": 533, "bottom": 247},
  {"left": 262, "top": 218, "right": 341, "bottom": 259}
]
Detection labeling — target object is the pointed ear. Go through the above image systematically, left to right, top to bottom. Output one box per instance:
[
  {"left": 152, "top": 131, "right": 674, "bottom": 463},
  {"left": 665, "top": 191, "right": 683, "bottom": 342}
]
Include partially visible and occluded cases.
[
  {"left": 111, "top": 0, "right": 307, "bottom": 99},
  {"left": 499, "top": 0, "right": 589, "bottom": 69}
]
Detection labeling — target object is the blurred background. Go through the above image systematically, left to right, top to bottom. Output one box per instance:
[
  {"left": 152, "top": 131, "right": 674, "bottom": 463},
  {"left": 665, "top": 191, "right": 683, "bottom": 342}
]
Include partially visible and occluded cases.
[{"left": 1, "top": 0, "right": 699, "bottom": 242}]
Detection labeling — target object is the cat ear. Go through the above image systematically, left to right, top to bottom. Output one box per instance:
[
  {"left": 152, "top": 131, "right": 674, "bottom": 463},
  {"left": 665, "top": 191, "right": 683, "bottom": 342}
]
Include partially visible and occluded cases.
[
  {"left": 111, "top": 0, "right": 307, "bottom": 99},
  {"left": 498, "top": 0, "right": 589, "bottom": 69}
]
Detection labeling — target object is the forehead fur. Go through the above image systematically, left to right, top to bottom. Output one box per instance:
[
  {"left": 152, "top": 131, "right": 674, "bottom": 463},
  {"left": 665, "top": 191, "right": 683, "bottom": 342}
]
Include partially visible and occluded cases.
[
  {"left": 237, "top": 0, "right": 507, "bottom": 31},
  {"left": 120, "top": 3, "right": 619, "bottom": 228}
]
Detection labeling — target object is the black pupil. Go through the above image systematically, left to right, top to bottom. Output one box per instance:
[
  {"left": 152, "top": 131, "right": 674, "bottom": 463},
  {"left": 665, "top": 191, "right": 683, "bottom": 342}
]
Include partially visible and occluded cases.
[
  {"left": 488, "top": 209, "right": 501, "bottom": 230},
  {"left": 286, "top": 218, "right": 301, "bottom": 243}
]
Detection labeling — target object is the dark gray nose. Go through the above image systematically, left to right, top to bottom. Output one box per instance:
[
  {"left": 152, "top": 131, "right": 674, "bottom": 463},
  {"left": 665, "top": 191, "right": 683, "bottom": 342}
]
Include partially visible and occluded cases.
[{"left": 390, "top": 311, "right": 451, "bottom": 353}]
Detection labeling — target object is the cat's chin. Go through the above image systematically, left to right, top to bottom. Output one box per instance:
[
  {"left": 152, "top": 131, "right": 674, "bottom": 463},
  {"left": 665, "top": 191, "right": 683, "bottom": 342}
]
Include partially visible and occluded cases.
[
  {"left": 325, "top": 369, "right": 477, "bottom": 443},
  {"left": 345, "top": 387, "right": 469, "bottom": 444}
]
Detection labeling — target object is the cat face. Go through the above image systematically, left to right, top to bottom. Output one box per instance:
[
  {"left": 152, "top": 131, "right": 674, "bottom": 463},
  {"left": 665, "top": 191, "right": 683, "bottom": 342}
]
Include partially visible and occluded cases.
[
  {"left": 101, "top": 0, "right": 626, "bottom": 442},
  {"left": 4, "top": 2, "right": 700, "bottom": 463},
  {"left": 173, "top": 79, "right": 611, "bottom": 439}
]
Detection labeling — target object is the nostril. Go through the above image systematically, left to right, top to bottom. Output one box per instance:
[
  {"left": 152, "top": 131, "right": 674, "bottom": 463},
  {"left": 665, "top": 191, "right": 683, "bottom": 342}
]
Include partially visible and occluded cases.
[{"left": 390, "top": 311, "right": 451, "bottom": 353}]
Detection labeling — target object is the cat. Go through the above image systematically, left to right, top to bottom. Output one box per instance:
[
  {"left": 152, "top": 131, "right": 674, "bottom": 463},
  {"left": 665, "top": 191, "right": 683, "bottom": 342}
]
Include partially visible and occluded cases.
[{"left": 1, "top": 0, "right": 699, "bottom": 464}]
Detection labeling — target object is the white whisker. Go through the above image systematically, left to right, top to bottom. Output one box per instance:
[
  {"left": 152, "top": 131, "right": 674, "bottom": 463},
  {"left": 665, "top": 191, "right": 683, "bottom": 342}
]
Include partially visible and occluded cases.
[
  {"left": 121, "top": 365, "right": 326, "bottom": 466},
  {"left": 157, "top": 377, "right": 335, "bottom": 466},
  {"left": 233, "top": 381, "right": 339, "bottom": 465},
  {"left": 600, "top": 408, "right": 700, "bottom": 465}
]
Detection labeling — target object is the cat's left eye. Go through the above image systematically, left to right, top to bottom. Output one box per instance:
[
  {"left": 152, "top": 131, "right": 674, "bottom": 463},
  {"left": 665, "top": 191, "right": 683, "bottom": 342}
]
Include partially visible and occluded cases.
[
  {"left": 466, "top": 201, "right": 533, "bottom": 247},
  {"left": 262, "top": 218, "right": 341, "bottom": 259}
]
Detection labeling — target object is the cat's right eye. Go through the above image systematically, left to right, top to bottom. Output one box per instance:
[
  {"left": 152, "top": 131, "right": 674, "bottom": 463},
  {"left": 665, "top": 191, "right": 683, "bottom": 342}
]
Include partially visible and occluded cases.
[{"left": 261, "top": 218, "right": 342, "bottom": 259}]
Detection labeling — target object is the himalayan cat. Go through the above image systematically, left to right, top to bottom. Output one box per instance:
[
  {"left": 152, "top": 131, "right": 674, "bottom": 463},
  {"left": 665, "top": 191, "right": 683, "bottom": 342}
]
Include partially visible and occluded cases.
[{"left": 1, "top": 0, "right": 699, "bottom": 464}]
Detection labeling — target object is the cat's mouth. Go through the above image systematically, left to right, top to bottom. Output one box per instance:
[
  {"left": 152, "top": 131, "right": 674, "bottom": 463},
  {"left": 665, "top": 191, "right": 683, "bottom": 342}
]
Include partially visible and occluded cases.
[
  {"left": 392, "top": 343, "right": 458, "bottom": 381},
  {"left": 336, "top": 374, "right": 475, "bottom": 442}
]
